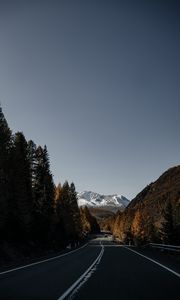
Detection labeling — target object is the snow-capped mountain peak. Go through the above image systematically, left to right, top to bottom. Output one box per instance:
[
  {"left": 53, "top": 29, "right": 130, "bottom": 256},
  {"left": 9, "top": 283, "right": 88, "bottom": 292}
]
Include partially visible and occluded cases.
[{"left": 77, "top": 191, "right": 130, "bottom": 208}]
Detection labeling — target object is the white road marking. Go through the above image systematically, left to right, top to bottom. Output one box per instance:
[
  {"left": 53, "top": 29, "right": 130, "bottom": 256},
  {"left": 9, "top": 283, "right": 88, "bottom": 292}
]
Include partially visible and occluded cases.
[
  {"left": 0, "top": 243, "right": 88, "bottom": 276},
  {"left": 57, "top": 244, "right": 104, "bottom": 300},
  {"left": 90, "top": 244, "right": 124, "bottom": 247},
  {"left": 124, "top": 246, "right": 180, "bottom": 278}
]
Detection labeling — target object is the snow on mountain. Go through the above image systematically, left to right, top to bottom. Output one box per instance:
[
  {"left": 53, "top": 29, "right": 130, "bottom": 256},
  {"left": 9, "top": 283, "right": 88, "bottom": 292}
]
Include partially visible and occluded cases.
[{"left": 77, "top": 191, "right": 130, "bottom": 208}]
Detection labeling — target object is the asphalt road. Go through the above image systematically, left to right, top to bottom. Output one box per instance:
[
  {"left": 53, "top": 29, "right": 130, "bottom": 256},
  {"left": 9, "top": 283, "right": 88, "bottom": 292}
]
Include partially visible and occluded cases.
[{"left": 0, "top": 235, "right": 179, "bottom": 300}]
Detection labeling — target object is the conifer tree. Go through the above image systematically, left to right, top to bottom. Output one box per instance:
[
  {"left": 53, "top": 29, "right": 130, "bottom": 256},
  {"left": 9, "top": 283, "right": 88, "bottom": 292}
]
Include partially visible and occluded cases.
[
  {"left": 0, "top": 106, "right": 12, "bottom": 236},
  {"left": 13, "top": 132, "right": 33, "bottom": 238},
  {"left": 27, "top": 140, "right": 37, "bottom": 189},
  {"left": 33, "top": 145, "right": 55, "bottom": 239},
  {"left": 56, "top": 181, "right": 82, "bottom": 244},
  {"left": 59, "top": 181, "right": 73, "bottom": 241},
  {"left": 69, "top": 182, "right": 82, "bottom": 240},
  {"left": 55, "top": 183, "right": 67, "bottom": 245},
  {"left": 55, "top": 183, "right": 62, "bottom": 208},
  {"left": 159, "top": 198, "right": 173, "bottom": 244},
  {"left": 80, "top": 206, "right": 100, "bottom": 234},
  {"left": 131, "top": 210, "right": 145, "bottom": 245},
  {"left": 146, "top": 216, "right": 158, "bottom": 243}
]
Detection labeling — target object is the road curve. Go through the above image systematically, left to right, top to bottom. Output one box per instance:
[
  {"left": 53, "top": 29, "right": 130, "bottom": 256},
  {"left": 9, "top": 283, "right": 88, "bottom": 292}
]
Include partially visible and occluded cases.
[
  {"left": 0, "top": 238, "right": 179, "bottom": 300},
  {"left": 0, "top": 244, "right": 101, "bottom": 300},
  {"left": 74, "top": 245, "right": 180, "bottom": 300}
]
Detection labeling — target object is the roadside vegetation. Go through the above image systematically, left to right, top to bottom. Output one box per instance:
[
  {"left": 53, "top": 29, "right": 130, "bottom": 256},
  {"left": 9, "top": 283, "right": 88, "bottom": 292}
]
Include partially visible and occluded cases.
[{"left": 0, "top": 106, "right": 99, "bottom": 265}]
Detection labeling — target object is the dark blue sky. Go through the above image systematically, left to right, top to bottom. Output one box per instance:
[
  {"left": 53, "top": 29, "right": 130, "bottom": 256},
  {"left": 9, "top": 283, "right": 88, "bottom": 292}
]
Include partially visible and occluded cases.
[{"left": 0, "top": 0, "right": 180, "bottom": 199}]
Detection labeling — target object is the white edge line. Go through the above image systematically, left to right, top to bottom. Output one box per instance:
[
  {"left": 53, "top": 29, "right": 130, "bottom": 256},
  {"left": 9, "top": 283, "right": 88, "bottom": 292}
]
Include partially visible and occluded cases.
[
  {"left": 0, "top": 243, "right": 89, "bottom": 276},
  {"left": 57, "top": 244, "right": 104, "bottom": 300},
  {"left": 124, "top": 246, "right": 180, "bottom": 278}
]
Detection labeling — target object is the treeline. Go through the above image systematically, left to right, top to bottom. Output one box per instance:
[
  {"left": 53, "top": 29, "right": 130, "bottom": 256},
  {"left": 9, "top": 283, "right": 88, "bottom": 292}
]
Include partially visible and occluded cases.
[
  {"left": 0, "top": 106, "right": 99, "bottom": 257},
  {"left": 101, "top": 166, "right": 180, "bottom": 246}
]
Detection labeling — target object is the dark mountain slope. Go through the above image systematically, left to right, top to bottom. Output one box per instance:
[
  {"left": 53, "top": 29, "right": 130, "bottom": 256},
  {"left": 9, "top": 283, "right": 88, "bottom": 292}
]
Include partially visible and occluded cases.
[{"left": 102, "top": 166, "right": 180, "bottom": 245}]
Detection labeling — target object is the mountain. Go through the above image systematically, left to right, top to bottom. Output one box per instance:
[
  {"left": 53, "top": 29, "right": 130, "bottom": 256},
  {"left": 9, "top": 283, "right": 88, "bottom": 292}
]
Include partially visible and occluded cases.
[
  {"left": 101, "top": 166, "right": 180, "bottom": 245},
  {"left": 77, "top": 191, "right": 130, "bottom": 208},
  {"left": 77, "top": 191, "right": 130, "bottom": 219}
]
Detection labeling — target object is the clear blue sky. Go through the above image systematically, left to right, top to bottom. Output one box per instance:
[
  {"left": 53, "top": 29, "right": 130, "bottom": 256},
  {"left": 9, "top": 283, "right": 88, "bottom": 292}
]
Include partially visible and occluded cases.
[{"left": 0, "top": 0, "right": 180, "bottom": 199}]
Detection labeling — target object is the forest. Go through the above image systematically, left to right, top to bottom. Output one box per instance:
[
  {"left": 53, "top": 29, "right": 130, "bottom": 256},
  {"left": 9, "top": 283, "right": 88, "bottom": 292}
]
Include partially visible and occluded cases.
[
  {"left": 0, "top": 106, "right": 99, "bottom": 264},
  {"left": 101, "top": 166, "right": 180, "bottom": 246}
]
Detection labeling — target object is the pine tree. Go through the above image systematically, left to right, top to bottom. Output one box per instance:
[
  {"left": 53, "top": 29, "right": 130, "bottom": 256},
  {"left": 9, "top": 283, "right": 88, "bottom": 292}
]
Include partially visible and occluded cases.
[
  {"left": 0, "top": 106, "right": 12, "bottom": 236},
  {"left": 12, "top": 132, "right": 33, "bottom": 238},
  {"left": 27, "top": 140, "right": 37, "bottom": 190},
  {"left": 33, "top": 145, "right": 55, "bottom": 240},
  {"left": 56, "top": 181, "right": 81, "bottom": 244},
  {"left": 59, "top": 181, "right": 73, "bottom": 241},
  {"left": 69, "top": 182, "right": 82, "bottom": 240},
  {"left": 55, "top": 183, "right": 67, "bottom": 245},
  {"left": 55, "top": 183, "right": 62, "bottom": 212},
  {"left": 159, "top": 198, "right": 173, "bottom": 244},
  {"left": 80, "top": 206, "right": 100, "bottom": 234},
  {"left": 131, "top": 210, "right": 145, "bottom": 245},
  {"left": 146, "top": 216, "right": 158, "bottom": 243}
]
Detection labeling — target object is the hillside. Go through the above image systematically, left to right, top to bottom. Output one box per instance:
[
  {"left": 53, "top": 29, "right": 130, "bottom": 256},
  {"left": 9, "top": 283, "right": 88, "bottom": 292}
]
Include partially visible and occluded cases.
[{"left": 101, "top": 166, "right": 180, "bottom": 245}]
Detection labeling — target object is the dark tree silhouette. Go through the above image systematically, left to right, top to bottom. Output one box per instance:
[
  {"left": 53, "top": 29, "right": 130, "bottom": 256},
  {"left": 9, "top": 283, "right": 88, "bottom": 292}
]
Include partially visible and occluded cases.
[
  {"left": 0, "top": 106, "right": 12, "bottom": 237},
  {"left": 0, "top": 106, "right": 99, "bottom": 263},
  {"left": 12, "top": 132, "right": 33, "bottom": 239},
  {"left": 27, "top": 140, "right": 37, "bottom": 189},
  {"left": 33, "top": 145, "right": 55, "bottom": 240}
]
